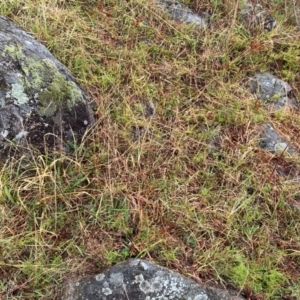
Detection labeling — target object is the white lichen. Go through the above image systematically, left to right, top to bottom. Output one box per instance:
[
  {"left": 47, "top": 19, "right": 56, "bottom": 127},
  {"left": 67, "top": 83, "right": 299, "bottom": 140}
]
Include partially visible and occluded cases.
[
  {"left": 10, "top": 82, "right": 29, "bottom": 105},
  {"left": 1, "top": 130, "right": 8, "bottom": 138},
  {"left": 14, "top": 131, "right": 28, "bottom": 140},
  {"left": 275, "top": 142, "right": 288, "bottom": 153},
  {"left": 129, "top": 259, "right": 140, "bottom": 267},
  {"left": 141, "top": 262, "right": 149, "bottom": 270},
  {"left": 109, "top": 272, "right": 124, "bottom": 286},
  {"left": 95, "top": 273, "right": 105, "bottom": 281},
  {"left": 135, "top": 274, "right": 163, "bottom": 294},
  {"left": 138, "top": 279, "right": 152, "bottom": 293},
  {"left": 102, "top": 287, "right": 112, "bottom": 295},
  {"left": 193, "top": 294, "right": 209, "bottom": 300},
  {"left": 146, "top": 296, "right": 168, "bottom": 300}
]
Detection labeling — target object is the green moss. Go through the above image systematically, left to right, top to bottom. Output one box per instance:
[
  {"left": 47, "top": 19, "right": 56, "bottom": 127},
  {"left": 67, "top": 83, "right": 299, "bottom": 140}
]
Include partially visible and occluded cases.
[
  {"left": 3, "top": 43, "right": 84, "bottom": 117},
  {"left": 2, "top": 44, "right": 23, "bottom": 60},
  {"left": 25, "top": 59, "right": 55, "bottom": 90},
  {"left": 38, "top": 74, "right": 84, "bottom": 117},
  {"left": 229, "top": 259, "right": 249, "bottom": 285},
  {"left": 262, "top": 270, "right": 287, "bottom": 290}
]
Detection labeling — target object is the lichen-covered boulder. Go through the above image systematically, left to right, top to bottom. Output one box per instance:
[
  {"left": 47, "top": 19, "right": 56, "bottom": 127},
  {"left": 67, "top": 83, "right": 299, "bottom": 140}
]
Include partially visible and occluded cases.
[
  {"left": 0, "top": 16, "right": 94, "bottom": 162},
  {"left": 62, "top": 258, "right": 245, "bottom": 300}
]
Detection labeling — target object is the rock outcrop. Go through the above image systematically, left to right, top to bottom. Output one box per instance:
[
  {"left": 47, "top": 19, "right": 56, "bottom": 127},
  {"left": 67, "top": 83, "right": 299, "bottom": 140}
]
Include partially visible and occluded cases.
[
  {"left": 0, "top": 16, "right": 94, "bottom": 162},
  {"left": 63, "top": 259, "right": 245, "bottom": 300}
]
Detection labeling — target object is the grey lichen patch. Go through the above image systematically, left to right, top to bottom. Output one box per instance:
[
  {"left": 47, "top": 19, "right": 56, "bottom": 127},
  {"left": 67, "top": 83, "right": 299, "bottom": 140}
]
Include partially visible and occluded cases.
[
  {"left": 10, "top": 82, "right": 29, "bottom": 105},
  {"left": 1, "top": 130, "right": 8, "bottom": 138},
  {"left": 14, "top": 130, "right": 28, "bottom": 141},
  {"left": 128, "top": 258, "right": 140, "bottom": 267},
  {"left": 141, "top": 261, "right": 149, "bottom": 270},
  {"left": 109, "top": 272, "right": 124, "bottom": 287},
  {"left": 95, "top": 274, "right": 105, "bottom": 282},
  {"left": 135, "top": 274, "right": 163, "bottom": 294},
  {"left": 136, "top": 275, "right": 152, "bottom": 293},
  {"left": 152, "top": 281, "right": 163, "bottom": 291},
  {"left": 102, "top": 287, "right": 112, "bottom": 295},
  {"left": 193, "top": 294, "right": 209, "bottom": 300},
  {"left": 145, "top": 296, "right": 168, "bottom": 300}
]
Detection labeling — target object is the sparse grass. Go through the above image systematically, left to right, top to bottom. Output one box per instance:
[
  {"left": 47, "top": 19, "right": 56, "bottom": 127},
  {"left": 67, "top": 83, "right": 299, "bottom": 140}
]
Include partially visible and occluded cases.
[{"left": 0, "top": 0, "right": 300, "bottom": 299}]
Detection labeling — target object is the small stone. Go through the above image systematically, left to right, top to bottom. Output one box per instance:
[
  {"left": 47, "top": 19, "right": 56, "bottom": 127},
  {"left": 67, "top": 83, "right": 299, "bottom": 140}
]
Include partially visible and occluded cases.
[
  {"left": 241, "top": 2, "right": 276, "bottom": 31},
  {"left": 249, "top": 72, "right": 298, "bottom": 110},
  {"left": 144, "top": 100, "right": 155, "bottom": 118},
  {"left": 259, "top": 123, "right": 297, "bottom": 155}
]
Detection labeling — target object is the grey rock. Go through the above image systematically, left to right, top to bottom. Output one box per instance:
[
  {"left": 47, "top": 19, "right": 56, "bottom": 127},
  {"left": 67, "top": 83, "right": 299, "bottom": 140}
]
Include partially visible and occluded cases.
[
  {"left": 156, "top": 0, "right": 210, "bottom": 28},
  {"left": 240, "top": 2, "right": 276, "bottom": 31},
  {"left": 0, "top": 16, "right": 94, "bottom": 162},
  {"left": 248, "top": 72, "right": 299, "bottom": 156},
  {"left": 249, "top": 72, "right": 299, "bottom": 109},
  {"left": 130, "top": 100, "right": 155, "bottom": 142},
  {"left": 144, "top": 100, "right": 155, "bottom": 118},
  {"left": 259, "top": 123, "right": 297, "bottom": 155},
  {"left": 131, "top": 125, "right": 146, "bottom": 141},
  {"left": 62, "top": 258, "right": 244, "bottom": 300}
]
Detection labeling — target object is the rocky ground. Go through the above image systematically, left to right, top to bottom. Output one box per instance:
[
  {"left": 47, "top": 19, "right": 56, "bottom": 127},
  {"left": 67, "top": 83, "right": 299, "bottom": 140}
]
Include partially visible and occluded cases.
[{"left": 0, "top": 1, "right": 299, "bottom": 299}]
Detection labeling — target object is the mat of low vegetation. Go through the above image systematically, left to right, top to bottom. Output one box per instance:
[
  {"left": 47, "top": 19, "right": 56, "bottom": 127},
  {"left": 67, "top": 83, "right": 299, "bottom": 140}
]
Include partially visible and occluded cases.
[{"left": 0, "top": 1, "right": 299, "bottom": 299}]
